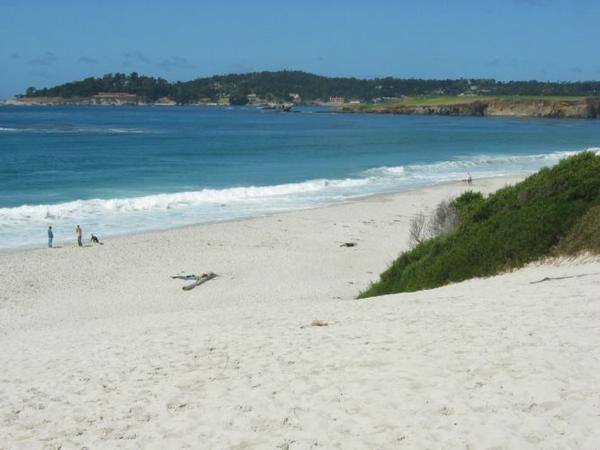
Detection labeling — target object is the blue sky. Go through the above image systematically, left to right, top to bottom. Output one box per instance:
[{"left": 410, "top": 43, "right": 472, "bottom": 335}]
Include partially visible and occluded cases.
[{"left": 1, "top": 0, "right": 599, "bottom": 98}]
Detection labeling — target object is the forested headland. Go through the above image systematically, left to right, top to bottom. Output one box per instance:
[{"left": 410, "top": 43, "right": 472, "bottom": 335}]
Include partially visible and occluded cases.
[{"left": 16, "top": 71, "right": 600, "bottom": 105}]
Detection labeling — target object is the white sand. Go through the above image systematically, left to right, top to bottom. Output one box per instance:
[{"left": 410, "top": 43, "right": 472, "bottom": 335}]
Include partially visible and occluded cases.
[{"left": 1, "top": 176, "right": 599, "bottom": 449}]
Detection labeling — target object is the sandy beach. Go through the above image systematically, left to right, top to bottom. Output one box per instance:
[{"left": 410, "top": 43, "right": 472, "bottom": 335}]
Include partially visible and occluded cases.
[{"left": 1, "top": 176, "right": 599, "bottom": 449}]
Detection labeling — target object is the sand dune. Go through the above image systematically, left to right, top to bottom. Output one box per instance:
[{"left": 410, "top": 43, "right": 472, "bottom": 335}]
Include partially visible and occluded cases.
[{"left": 1, "top": 176, "right": 599, "bottom": 449}]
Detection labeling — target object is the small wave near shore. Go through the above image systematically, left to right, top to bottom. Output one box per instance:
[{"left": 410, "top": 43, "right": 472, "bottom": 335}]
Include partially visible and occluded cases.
[{"left": 0, "top": 126, "right": 147, "bottom": 134}]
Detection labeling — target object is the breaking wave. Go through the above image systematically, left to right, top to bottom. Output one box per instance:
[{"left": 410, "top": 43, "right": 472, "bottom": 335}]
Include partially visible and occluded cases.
[
  {"left": 1, "top": 147, "right": 597, "bottom": 248},
  {"left": 362, "top": 150, "right": 597, "bottom": 177},
  {"left": 0, "top": 178, "right": 371, "bottom": 226}
]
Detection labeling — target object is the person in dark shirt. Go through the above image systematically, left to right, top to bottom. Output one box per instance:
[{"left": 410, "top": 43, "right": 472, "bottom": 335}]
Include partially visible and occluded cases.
[{"left": 48, "top": 226, "right": 53, "bottom": 248}]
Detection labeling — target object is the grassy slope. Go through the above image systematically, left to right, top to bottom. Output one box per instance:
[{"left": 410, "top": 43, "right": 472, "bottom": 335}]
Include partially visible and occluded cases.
[
  {"left": 344, "top": 95, "right": 589, "bottom": 111},
  {"left": 359, "top": 152, "right": 600, "bottom": 298}
]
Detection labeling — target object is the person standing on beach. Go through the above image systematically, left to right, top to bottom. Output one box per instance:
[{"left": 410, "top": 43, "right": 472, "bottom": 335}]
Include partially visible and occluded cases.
[
  {"left": 76, "top": 225, "right": 83, "bottom": 247},
  {"left": 48, "top": 226, "right": 53, "bottom": 248}
]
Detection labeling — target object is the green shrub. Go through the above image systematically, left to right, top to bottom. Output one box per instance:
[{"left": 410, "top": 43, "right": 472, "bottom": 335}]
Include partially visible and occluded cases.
[
  {"left": 359, "top": 152, "right": 600, "bottom": 298},
  {"left": 553, "top": 205, "right": 600, "bottom": 255}
]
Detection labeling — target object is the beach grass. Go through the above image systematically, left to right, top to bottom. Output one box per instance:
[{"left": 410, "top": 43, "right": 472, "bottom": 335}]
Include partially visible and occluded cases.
[{"left": 553, "top": 205, "right": 600, "bottom": 255}]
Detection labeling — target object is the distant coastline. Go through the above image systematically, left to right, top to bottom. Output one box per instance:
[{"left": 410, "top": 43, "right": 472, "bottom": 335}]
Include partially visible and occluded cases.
[
  {"left": 6, "top": 70, "right": 600, "bottom": 117},
  {"left": 3, "top": 93, "right": 174, "bottom": 107},
  {"left": 1, "top": 94, "right": 316, "bottom": 110},
  {"left": 5, "top": 95, "right": 600, "bottom": 120},
  {"left": 337, "top": 96, "right": 600, "bottom": 119}
]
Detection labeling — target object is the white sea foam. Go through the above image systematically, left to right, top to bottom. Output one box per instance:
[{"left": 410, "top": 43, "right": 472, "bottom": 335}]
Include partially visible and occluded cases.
[
  {"left": 0, "top": 126, "right": 148, "bottom": 134},
  {"left": 106, "top": 128, "right": 146, "bottom": 134},
  {"left": 1, "top": 148, "right": 597, "bottom": 249},
  {"left": 362, "top": 150, "right": 592, "bottom": 178},
  {"left": 0, "top": 178, "right": 371, "bottom": 226}
]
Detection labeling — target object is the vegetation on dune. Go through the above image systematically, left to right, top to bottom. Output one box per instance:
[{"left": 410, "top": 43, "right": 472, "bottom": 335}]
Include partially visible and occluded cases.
[
  {"left": 19, "top": 71, "right": 600, "bottom": 104},
  {"left": 359, "top": 152, "right": 600, "bottom": 298},
  {"left": 553, "top": 205, "right": 600, "bottom": 255}
]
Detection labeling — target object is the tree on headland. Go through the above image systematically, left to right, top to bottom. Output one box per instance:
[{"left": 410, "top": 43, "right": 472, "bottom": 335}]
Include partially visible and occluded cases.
[
  {"left": 19, "top": 71, "right": 600, "bottom": 104},
  {"left": 228, "top": 92, "right": 249, "bottom": 105}
]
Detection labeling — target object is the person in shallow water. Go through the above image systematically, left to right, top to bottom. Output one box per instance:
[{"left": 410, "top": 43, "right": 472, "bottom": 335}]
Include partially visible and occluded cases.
[
  {"left": 75, "top": 225, "right": 82, "bottom": 247},
  {"left": 47, "top": 226, "right": 53, "bottom": 248}
]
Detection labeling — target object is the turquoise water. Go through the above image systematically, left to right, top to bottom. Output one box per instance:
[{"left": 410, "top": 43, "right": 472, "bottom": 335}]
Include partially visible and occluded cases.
[{"left": 1, "top": 105, "right": 599, "bottom": 249}]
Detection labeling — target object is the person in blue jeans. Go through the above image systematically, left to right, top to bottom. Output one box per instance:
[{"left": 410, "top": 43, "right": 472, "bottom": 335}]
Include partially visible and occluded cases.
[{"left": 48, "top": 226, "right": 54, "bottom": 248}]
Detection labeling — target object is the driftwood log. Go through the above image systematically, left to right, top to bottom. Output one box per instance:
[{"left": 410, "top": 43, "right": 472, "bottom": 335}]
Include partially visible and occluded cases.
[
  {"left": 170, "top": 272, "right": 218, "bottom": 290},
  {"left": 182, "top": 272, "right": 217, "bottom": 291}
]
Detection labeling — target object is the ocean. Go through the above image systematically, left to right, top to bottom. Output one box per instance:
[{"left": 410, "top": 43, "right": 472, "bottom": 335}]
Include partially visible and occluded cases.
[{"left": 1, "top": 105, "right": 599, "bottom": 249}]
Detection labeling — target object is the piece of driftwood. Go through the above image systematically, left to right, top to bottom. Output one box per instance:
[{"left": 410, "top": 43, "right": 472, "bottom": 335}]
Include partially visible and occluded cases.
[
  {"left": 181, "top": 272, "right": 217, "bottom": 291},
  {"left": 530, "top": 272, "right": 599, "bottom": 284},
  {"left": 171, "top": 274, "right": 198, "bottom": 281},
  {"left": 300, "top": 319, "right": 330, "bottom": 329}
]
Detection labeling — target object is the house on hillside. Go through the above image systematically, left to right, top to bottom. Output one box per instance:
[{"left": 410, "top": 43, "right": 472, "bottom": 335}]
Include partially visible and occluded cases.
[
  {"left": 92, "top": 92, "right": 141, "bottom": 105},
  {"left": 329, "top": 96, "right": 345, "bottom": 104}
]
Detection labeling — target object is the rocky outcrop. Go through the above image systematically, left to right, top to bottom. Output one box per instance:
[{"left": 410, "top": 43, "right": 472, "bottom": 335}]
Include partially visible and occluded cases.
[
  {"left": 90, "top": 92, "right": 143, "bottom": 105},
  {"left": 5, "top": 93, "right": 178, "bottom": 106},
  {"left": 5, "top": 96, "right": 85, "bottom": 106},
  {"left": 154, "top": 97, "right": 177, "bottom": 106},
  {"left": 339, "top": 98, "right": 600, "bottom": 119},
  {"left": 486, "top": 98, "right": 600, "bottom": 118}
]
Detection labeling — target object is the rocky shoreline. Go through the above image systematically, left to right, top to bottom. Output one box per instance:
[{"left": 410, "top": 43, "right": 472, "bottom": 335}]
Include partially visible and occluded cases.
[
  {"left": 3, "top": 93, "right": 176, "bottom": 106},
  {"left": 6, "top": 95, "right": 600, "bottom": 119},
  {"left": 338, "top": 97, "right": 600, "bottom": 119}
]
